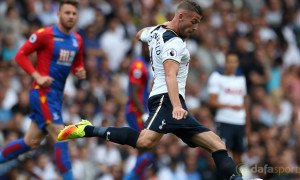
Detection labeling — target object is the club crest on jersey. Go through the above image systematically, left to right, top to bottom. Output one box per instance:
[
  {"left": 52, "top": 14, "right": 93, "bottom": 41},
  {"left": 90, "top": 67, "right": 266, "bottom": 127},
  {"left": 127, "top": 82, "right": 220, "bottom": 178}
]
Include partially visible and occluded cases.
[
  {"left": 29, "top": 34, "right": 37, "bottom": 43},
  {"left": 72, "top": 39, "right": 78, "bottom": 47},
  {"left": 167, "top": 48, "right": 177, "bottom": 57},
  {"left": 58, "top": 49, "right": 76, "bottom": 66},
  {"left": 133, "top": 69, "right": 142, "bottom": 79},
  {"left": 53, "top": 112, "right": 59, "bottom": 120}
]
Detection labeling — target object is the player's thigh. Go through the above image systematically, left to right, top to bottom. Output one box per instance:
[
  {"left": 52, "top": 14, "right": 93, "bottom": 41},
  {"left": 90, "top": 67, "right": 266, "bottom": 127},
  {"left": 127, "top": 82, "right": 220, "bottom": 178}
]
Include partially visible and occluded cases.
[
  {"left": 29, "top": 89, "right": 64, "bottom": 130},
  {"left": 172, "top": 113, "right": 210, "bottom": 147},
  {"left": 24, "top": 121, "right": 46, "bottom": 148},
  {"left": 46, "top": 123, "right": 65, "bottom": 142},
  {"left": 136, "top": 129, "right": 163, "bottom": 150},
  {"left": 190, "top": 131, "right": 226, "bottom": 153}
]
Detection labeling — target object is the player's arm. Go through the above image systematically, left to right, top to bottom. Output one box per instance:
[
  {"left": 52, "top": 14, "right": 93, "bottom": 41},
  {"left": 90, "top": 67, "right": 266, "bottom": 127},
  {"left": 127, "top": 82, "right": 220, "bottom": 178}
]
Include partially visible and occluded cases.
[
  {"left": 137, "top": 22, "right": 171, "bottom": 41},
  {"left": 136, "top": 26, "right": 157, "bottom": 42},
  {"left": 136, "top": 27, "right": 150, "bottom": 41},
  {"left": 15, "top": 30, "right": 54, "bottom": 87},
  {"left": 71, "top": 34, "right": 86, "bottom": 79},
  {"left": 162, "top": 38, "right": 187, "bottom": 120},
  {"left": 164, "top": 61, "right": 187, "bottom": 120},
  {"left": 129, "top": 62, "right": 148, "bottom": 121},
  {"left": 242, "top": 76, "right": 250, "bottom": 136},
  {"left": 130, "top": 82, "right": 146, "bottom": 115},
  {"left": 208, "top": 94, "right": 242, "bottom": 110},
  {"left": 208, "top": 94, "right": 227, "bottom": 108},
  {"left": 244, "top": 95, "right": 251, "bottom": 136}
]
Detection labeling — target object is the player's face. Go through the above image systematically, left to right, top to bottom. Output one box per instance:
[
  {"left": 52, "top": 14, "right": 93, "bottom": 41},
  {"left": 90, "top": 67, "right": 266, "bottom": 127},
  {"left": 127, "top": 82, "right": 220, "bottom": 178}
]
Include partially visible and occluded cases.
[
  {"left": 58, "top": 4, "right": 78, "bottom": 30},
  {"left": 178, "top": 12, "right": 201, "bottom": 39},
  {"left": 225, "top": 54, "right": 239, "bottom": 74}
]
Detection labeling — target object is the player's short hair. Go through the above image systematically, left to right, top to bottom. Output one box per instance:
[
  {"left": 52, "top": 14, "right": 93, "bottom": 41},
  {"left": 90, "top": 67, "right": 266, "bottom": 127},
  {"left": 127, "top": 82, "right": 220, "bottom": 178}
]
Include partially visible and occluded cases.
[
  {"left": 59, "top": 0, "right": 78, "bottom": 10},
  {"left": 177, "top": 0, "right": 202, "bottom": 16},
  {"left": 225, "top": 51, "right": 238, "bottom": 59}
]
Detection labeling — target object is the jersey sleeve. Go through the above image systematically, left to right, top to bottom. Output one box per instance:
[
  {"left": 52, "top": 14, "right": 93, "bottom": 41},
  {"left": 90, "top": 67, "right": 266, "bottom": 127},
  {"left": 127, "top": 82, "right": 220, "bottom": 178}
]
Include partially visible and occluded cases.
[
  {"left": 140, "top": 26, "right": 156, "bottom": 42},
  {"left": 15, "top": 28, "right": 46, "bottom": 75},
  {"left": 71, "top": 34, "right": 85, "bottom": 74},
  {"left": 161, "top": 38, "right": 185, "bottom": 64},
  {"left": 129, "top": 61, "right": 146, "bottom": 84},
  {"left": 208, "top": 72, "right": 221, "bottom": 94}
]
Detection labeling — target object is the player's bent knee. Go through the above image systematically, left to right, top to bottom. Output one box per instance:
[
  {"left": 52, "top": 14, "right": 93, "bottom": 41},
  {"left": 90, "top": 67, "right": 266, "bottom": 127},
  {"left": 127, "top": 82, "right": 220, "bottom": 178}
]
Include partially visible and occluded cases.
[
  {"left": 213, "top": 136, "right": 226, "bottom": 151},
  {"left": 24, "top": 138, "right": 43, "bottom": 149},
  {"left": 26, "top": 139, "right": 41, "bottom": 149},
  {"left": 136, "top": 139, "right": 155, "bottom": 150}
]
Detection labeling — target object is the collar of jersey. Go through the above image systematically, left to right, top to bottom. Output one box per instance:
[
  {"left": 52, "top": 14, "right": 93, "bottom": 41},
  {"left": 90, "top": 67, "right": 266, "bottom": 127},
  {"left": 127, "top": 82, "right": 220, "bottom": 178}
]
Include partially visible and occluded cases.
[
  {"left": 54, "top": 25, "right": 73, "bottom": 38},
  {"left": 161, "top": 25, "right": 180, "bottom": 37},
  {"left": 217, "top": 67, "right": 244, "bottom": 76}
]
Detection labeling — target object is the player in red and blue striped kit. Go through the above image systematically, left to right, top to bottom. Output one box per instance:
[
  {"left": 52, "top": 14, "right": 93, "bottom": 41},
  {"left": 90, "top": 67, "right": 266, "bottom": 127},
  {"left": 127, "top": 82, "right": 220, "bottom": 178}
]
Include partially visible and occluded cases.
[
  {"left": 0, "top": 1, "right": 85, "bottom": 179},
  {"left": 123, "top": 43, "right": 154, "bottom": 180}
]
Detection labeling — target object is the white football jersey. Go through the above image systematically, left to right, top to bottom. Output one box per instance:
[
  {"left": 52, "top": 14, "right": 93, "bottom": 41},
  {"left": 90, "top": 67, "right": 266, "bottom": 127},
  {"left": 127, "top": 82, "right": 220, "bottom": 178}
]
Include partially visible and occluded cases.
[
  {"left": 140, "top": 25, "right": 190, "bottom": 98},
  {"left": 208, "top": 70, "right": 247, "bottom": 125}
]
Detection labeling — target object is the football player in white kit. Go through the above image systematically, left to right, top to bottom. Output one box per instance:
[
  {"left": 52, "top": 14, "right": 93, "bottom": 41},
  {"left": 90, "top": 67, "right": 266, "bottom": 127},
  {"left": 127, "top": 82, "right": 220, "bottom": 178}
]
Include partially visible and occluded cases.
[
  {"left": 58, "top": 1, "right": 243, "bottom": 179},
  {"left": 208, "top": 52, "right": 250, "bottom": 165}
]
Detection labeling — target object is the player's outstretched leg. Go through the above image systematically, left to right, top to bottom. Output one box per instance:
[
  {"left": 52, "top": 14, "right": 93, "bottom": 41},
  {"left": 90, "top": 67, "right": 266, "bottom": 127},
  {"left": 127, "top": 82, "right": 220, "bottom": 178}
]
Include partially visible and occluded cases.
[
  {"left": 58, "top": 120, "right": 140, "bottom": 148},
  {"left": 0, "top": 138, "right": 30, "bottom": 163},
  {"left": 54, "top": 141, "right": 73, "bottom": 180},
  {"left": 123, "top": 151, "right": 154, "bottom": 180}
]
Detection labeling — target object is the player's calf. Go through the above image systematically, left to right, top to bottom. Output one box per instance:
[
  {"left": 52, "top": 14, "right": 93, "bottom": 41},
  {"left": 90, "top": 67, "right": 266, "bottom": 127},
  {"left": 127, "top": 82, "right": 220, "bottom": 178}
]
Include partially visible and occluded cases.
[
  {"left": 85, "top": 126, "right": 140, "bottom": 148},
  {"left": 191, "top": 131, "right": 226, "bottom": 153}
]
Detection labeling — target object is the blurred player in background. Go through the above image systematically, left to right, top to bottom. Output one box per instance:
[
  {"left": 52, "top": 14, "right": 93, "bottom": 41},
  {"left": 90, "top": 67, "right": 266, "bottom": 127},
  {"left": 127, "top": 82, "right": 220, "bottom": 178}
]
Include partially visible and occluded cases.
[
  {"left": 0, "top": 0, "right": 86, "bottom": 179},
  {"left": 123, "top": 43, "right": 154, "bottom": 180},
  {"left": 208, "top": 52, "right": 250, "bottom": 164}
]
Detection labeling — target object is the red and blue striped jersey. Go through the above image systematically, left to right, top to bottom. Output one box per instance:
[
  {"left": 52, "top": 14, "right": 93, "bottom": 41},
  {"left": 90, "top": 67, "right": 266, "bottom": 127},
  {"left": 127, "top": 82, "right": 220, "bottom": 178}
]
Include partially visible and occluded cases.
[
  {"left": 15, "top": 25, "right": 84, "bottom": 92},
  {"left": 126, "top": 56, "right": 150, "bottom": 114}
]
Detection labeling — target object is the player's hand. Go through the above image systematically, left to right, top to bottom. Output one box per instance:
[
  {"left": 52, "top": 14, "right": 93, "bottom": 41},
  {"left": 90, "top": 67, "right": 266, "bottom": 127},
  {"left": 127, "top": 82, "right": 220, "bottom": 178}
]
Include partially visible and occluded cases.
[
  {"left": 75, "top": 68, "right": 86, "bottom": 79},
  {"left": 36, "top": 76, "right": 54, "bottom": 87},
  {"left": 172, "top": 106, "right": 188, "bottom": 120},
  {"left": 142, "top": 113, "right": 149, "bottom": 123}
]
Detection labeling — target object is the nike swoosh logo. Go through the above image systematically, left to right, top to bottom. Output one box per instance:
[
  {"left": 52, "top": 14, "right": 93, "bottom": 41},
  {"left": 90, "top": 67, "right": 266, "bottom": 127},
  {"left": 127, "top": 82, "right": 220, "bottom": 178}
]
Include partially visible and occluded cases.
[{"left": 75, "top": 124, "right": 85, "bottom": 128}]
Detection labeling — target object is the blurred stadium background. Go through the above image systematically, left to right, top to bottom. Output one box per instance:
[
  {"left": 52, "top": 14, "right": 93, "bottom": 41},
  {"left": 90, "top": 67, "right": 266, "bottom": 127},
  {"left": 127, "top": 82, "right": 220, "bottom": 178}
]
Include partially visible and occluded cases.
[{"left": 0, "top": 0, "right": 299, "bottom": 179}]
